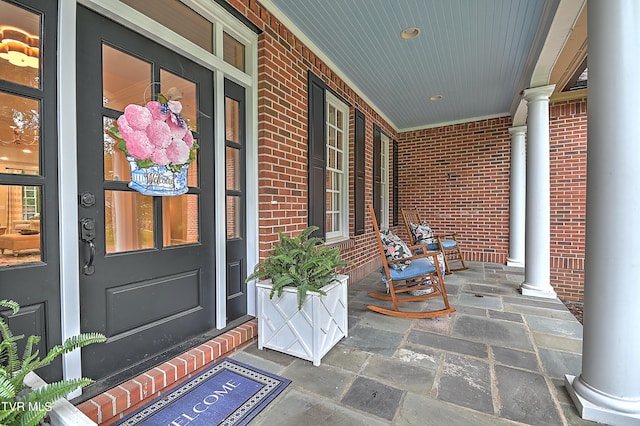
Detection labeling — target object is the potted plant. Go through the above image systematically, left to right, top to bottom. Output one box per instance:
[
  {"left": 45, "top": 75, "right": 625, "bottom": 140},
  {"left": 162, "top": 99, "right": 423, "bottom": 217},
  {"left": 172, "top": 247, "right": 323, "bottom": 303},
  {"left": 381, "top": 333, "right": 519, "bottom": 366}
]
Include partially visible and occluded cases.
[
  {"left": 246, "top": 226, "right": 349, "bottom": 366},
  {"left": 0, "top": 299, "right": 106, "bottom": 426}
]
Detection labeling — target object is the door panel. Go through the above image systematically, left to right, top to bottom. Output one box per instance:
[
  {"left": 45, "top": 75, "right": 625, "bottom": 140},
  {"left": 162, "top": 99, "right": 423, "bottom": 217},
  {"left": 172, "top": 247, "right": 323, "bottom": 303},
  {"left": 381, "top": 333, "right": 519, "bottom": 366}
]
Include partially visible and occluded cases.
[
  {"left": 0, "top": 0, "right": 61, "bottom": 382},
  {"left": 76, "top": 6, "right": 215, "bottom": 380},
  {"left": 225, "top": 80, "right": 247, "bottom": 322}
]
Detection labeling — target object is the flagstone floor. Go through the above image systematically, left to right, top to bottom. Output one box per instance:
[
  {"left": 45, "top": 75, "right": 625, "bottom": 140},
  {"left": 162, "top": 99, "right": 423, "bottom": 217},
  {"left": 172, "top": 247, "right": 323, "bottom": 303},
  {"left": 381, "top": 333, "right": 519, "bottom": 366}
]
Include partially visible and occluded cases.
[{"left": 230, "top": 262, "right": 598, "bottom": 426}]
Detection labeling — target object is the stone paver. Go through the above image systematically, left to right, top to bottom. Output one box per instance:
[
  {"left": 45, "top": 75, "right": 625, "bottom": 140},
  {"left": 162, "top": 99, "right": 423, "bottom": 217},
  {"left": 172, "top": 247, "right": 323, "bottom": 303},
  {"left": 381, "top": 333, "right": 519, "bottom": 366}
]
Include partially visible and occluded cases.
[
  {"left": 466, "top": 282, "right": 517, "bottom": 296},
  {"left": 457, "top": 293, "right": 503, "bottom": 310},
  {"left": 488, "top": 309, "right": 523, "bottom": 323},
  {"left": 452, "top": 314, "right": 534, "bottom": 350},
  {"left": 526, "top": 315, "right": 584, "bottom": 339},
  {"left": 341, "top": 324, "right": 405, "bottom": 356},
  {"left": 407, "top": 329, "right": 488, "bottom": 358},
  {"left": 533, "top": 332, "right": 583, "bottom": 353},
  {"left": 322, "top": 345, "right": 371, "bottom": 373},
  {"left": 394, "top": 345, "right": 441, "bottom": 370},
  {"left": 492, "top": 346, "right": 540, "bottom": 372},
  {"left": 538, "top": 348, "right": 583, "bottom": 379},
  {"left": 437, "top": 353, "right": 493, "bottom": 414},
  {"left": 361, "top": 355, "right": 435, "bottom": 394},
  {"left": 281, "top": 359, "right": 355, "bottom": 400},
  {"left": 495, "top": 365, "right": 562, "bottom": 425},
  {"left": 341, "top": 377, "right": 404, "bottom": 421}
]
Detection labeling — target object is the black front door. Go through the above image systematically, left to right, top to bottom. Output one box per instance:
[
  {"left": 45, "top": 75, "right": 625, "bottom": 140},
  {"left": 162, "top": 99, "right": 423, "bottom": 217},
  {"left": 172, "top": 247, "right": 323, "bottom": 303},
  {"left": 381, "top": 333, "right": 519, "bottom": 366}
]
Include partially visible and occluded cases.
[{"left": 76, "top": 6, "right": 215, "bottom": 379}]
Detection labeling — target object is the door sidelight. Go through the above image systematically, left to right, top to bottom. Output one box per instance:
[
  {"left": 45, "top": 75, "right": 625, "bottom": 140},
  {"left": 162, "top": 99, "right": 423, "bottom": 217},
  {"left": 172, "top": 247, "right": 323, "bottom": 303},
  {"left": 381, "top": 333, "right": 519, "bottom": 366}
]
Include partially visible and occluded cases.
[{"left": 80, "top": 217, "right": 96, "bottom": 275}]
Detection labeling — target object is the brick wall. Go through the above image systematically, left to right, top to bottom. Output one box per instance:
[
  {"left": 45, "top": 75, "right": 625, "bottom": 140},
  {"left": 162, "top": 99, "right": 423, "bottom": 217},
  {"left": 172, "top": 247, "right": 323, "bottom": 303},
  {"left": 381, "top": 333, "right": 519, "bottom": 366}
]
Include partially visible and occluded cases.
[
  {"left": 549, "top": 97, "right": 587, "bottom": 301},
  {"left": 397, "top": 117, "right": 513, "bottom": 265}
]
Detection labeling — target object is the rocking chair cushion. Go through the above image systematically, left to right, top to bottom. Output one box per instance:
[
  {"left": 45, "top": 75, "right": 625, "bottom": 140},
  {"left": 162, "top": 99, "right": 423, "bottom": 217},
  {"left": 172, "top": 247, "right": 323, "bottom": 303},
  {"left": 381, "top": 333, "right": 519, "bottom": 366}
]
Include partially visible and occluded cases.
[
  {"left": 410, "top": 222, "right": 438, "bottom": 245},
  {"left": 380, "top": 230, "right": 412, "bottom": 270},
  {"left": 439, "top": 239, "right": 458, "bottom": 249},
  {"left": 388, "top": 257, "right": 436, "bottom": 281}
]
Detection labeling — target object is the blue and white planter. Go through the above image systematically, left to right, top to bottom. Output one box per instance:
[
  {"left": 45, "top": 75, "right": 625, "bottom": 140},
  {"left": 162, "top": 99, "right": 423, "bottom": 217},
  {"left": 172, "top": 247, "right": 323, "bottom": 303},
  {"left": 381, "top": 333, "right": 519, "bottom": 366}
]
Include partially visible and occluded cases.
[{"left": 127, "top": 157, "right": 189, "bottom": 196}]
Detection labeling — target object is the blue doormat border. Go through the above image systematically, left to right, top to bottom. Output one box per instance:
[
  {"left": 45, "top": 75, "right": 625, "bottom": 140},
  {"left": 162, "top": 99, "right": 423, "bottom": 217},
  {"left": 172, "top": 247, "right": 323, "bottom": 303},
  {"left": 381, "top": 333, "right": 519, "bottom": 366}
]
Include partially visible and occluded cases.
[{"left": 114, "top": 358, "right": 291, "bottom": 426}]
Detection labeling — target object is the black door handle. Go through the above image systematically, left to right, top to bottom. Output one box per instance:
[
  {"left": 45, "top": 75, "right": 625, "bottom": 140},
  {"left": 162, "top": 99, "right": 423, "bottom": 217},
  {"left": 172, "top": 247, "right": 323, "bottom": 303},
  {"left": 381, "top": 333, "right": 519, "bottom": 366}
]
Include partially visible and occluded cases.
[
  {"left": 80, "top": 218, "right": 96, "bottom": 275},
  {"left": 83, "top": 240, "right": 95, "bottom": 275}
]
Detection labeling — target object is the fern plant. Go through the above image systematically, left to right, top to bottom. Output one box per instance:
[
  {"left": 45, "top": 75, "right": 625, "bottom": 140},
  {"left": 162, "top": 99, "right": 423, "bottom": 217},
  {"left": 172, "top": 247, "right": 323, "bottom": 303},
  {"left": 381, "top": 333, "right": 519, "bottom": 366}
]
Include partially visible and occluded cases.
[
  {"left": 246, "top": 226, "right": 349, "bottom": 309},
  {"left": 0, "top": 299, "right": 106, "bottom": 426}
]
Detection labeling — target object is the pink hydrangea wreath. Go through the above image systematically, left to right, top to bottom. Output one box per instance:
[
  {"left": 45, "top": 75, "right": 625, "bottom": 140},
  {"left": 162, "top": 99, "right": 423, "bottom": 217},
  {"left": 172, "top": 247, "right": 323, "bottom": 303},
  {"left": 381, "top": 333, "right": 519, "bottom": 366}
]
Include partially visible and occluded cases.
[{"left": 109, "top": 93, "right": 197, "bottom": 173}]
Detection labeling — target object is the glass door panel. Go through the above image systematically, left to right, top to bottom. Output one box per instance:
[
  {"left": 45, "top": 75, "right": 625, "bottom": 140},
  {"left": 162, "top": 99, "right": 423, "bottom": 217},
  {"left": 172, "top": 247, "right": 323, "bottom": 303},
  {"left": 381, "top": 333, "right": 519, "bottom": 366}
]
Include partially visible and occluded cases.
[
  {"left": 0, "top": 1, "right": 40, "bottom": 88},
  {"left": 102, "top": 45, "right": 151, "bottom": 111},
  {"left": 160, "top": 69, "right": 198, "bottom": 132},
  {"left": 0, "top": 92, "right": 40, "bottom": 174},
  {"left": 225, "top": 96, "right": 242, "bottom": 239},
  {"left": 103, "top": 116, "right": 132, "bottom": 182},
  {"left": 0, "top": 184, "right": 41, "bottom": 267},
  {"left": 104, "top": 190, "right": 154, "bottom": 253},
  {"left": 162, "top": 194, "right": 199, "bottom": 247}
]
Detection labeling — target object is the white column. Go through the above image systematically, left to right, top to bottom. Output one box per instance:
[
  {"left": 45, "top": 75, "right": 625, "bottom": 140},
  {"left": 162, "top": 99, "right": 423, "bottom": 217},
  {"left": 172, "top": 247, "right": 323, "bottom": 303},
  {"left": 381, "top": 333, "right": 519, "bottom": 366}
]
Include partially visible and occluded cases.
[
  {"left": 565, "top": 0, "right": 640, "bottom": 423},
  {"left": 520, "top": 85, "right": 556, "bottom": 298},
  {"left": 507, "top": 126, "right": 526, "bottom": 267}
]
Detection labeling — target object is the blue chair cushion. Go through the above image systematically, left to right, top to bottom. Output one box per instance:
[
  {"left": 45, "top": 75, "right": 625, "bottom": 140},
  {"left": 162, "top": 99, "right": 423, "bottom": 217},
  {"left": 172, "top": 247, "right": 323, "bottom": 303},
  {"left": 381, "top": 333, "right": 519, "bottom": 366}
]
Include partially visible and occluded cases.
[
  {"left": 419, "top": 240, "right": 457, "bottom": 251},
  {"left": 440, "top": 240, "right": 457, "bottom": 250},
  {"left": 426, "top": 242, "right": 439, "bottom": 251},
  {"left": 388, "top": 258, "right": 436, "bottom": 281}
]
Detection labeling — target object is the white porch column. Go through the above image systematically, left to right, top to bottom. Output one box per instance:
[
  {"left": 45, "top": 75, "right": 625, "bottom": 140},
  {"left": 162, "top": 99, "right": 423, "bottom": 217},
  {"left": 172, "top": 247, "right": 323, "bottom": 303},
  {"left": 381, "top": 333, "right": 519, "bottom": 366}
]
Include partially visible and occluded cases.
[
  {"left": 565, "top": 0, "right": 640, "bottom": 423},
  {"left": 520, "top": 85, "right": 556, "bottom": 298},
  {"left": 507, "top": 126, "right": 526, "bottom": 267}
]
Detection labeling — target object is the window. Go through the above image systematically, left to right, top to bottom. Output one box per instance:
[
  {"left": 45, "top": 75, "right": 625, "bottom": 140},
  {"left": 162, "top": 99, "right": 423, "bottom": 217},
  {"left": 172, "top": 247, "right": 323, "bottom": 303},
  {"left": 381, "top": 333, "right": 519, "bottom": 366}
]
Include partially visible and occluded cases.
[
  {"left": 121, "top": 0, "right": 213, "bottom": 53},
  {"left": 223, "top": 32, "right": 245, "bottom": 72},
  {"left": 307, "top": 72, "right": 351, "bottom": 241},
  {"left": 325, "top": 92, "right": 349, "bottom": 241},
  {"left": 372, "top": 125, "right": 389, "bottom": 229},
  {"left": 379, "top": 132, "right": 390, "bottom": 228},
  {"left": 22, "top": 186, "right": 39, "bottom": 219}
]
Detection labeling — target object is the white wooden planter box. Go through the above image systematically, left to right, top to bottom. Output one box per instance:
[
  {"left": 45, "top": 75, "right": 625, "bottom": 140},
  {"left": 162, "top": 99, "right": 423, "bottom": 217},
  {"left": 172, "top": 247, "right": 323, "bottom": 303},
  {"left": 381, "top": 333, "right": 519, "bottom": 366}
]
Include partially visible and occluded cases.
[
  {"left": 256, "top": 274, "right": 348, "bottom": 366},
  {"left": 24, "top": 372, "right": 97, "bottom": 426}
]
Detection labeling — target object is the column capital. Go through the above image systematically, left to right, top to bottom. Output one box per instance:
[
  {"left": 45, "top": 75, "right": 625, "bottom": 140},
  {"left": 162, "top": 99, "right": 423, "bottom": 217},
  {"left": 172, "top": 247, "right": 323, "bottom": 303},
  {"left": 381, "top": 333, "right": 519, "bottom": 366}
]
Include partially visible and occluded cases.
[
  {"left": 523, "top": 85, "right": 556, "bottom": 103},
  {"left": 509, "top": 125, "right": 527, "bottom": 136}
]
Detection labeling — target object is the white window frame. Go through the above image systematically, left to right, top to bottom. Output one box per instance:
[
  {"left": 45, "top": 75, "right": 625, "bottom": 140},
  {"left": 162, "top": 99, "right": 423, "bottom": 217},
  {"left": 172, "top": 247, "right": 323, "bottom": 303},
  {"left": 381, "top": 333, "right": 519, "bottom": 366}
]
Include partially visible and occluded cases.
[
  {"left": 325, "top": 92, "right": 349, "bottom": 242},
  {"left": 380, "top": 132, "right": 390, "bottom": 229}
]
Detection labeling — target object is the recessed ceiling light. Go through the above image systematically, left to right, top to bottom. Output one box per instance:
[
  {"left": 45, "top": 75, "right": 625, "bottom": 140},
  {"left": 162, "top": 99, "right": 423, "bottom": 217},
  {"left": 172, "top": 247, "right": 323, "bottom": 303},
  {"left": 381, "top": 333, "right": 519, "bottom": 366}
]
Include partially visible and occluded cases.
[
  {"left": 400, "top": 26, "right": 421, "bottom": 40},
  {"left": 430, "top": 95, "right": 443, "bottom": 101},
  {"left": 22, "top": 148, "right": 31, "bottom": 153},
  {"left": 0, "top": 156, "right": 8, "bottom": 161}
]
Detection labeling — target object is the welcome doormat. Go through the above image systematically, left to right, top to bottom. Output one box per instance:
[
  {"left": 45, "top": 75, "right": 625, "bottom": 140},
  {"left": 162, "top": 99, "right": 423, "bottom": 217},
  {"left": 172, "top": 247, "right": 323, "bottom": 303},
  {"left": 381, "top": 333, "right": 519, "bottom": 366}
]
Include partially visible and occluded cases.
[{"left": 114, "top": 358, "right": 291, "bottom": 426}]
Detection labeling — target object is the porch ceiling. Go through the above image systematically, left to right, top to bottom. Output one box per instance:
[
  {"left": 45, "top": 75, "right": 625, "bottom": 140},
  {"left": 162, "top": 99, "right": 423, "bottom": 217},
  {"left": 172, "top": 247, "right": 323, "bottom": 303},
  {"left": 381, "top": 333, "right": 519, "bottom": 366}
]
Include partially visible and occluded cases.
[{"left": 262, "top": 0, "right": 586, "bottom": 131}]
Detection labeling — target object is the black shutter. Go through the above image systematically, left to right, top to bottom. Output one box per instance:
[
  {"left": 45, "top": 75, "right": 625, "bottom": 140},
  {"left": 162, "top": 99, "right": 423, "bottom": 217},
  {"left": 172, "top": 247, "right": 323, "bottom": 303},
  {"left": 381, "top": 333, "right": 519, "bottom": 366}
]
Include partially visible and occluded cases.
[
  {"left": 308, "top": 72, "right": 326, "bottom": 238},
  {"left": 354, "top": 109, "right": 365, "bottom": 235},
  {"left": 373, "top": 125, "right": 382, "bottom": 225},
  {"left": 392, "top": 140, "right": 399, "bottom": 226}
]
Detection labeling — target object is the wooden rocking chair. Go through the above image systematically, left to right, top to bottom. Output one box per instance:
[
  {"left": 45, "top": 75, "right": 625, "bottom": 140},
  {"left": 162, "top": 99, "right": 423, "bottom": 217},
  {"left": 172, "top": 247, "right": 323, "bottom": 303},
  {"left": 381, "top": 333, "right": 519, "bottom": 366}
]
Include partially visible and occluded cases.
[
  {"left": 368, "top": 205, "right": 455, "bottom": 319},
  {"left": 401, "top": 208, "right": 468, "bottom": 274}
]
